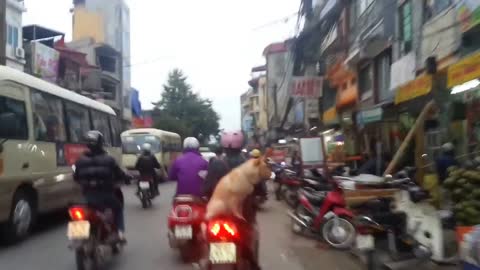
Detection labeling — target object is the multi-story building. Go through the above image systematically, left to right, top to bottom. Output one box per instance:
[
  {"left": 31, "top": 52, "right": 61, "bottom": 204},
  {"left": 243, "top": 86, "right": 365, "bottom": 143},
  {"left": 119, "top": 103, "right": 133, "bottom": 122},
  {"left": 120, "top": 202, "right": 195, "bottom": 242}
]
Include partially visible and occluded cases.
[
  {"left": 5, "top": 0, "right": 26, "bottom": 71},
  {"left": 71, "top": 0, "right": 132, "bottom": 127}
]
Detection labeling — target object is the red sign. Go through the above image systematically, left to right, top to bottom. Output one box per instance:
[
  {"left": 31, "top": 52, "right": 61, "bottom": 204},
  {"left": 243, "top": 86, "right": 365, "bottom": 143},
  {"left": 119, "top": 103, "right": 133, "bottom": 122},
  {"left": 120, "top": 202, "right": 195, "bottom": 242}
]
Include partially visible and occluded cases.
[
  {"left": 290, "top": 77, "right": 323, "bottom": 98},
  {"left": 133, "top": 117, "right": 153, "bottom": 128},
  {"left": 64, "top": 144, "right": 88, "bottom": 166},
  {"left": 271, "top": 149, "right": 287, "bottom": 163}
]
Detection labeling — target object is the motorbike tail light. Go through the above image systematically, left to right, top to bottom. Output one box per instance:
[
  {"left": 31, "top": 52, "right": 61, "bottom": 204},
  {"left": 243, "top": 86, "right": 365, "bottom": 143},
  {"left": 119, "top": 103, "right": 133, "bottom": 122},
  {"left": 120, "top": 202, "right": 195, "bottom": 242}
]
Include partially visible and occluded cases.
[
  {"left": 174, "top": 205, "right": 192, "bottom": 218},
  {"left": 69, "top": 207, "right": 87, "bottom": 221},
  {"left": 208, "top": 220, "right": 238, "bottom": 240}
]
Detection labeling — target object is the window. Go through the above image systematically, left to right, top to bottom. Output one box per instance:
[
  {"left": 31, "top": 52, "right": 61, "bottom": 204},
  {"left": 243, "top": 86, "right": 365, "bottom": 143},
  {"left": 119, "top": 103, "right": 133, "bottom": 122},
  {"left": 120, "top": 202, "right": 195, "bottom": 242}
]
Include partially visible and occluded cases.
[
  {"left": 359, "top": 0, "right": 374, "bottom": 16},
  {"left": 424, "top": 0, "right": 452, "bottom": 22},
  {"left": 400, "top": 1, "right": 413, "bottom": 53},
  {"left": 7, "top": 25, "right": 18, "bottom": 47},
  {"left": 375, "top": 53, "right": 392, "bottom": 101},
  {"left": 359, "top": 64, "right": 373, "bottom": 100},
  {"left": 31, "top": 91, "right": 66, "bottom": 142},
  {"left": 0, "top": 96, "right": 27, "bottom": 140},
  {"left": 65, "top": 102, "right": 91, "bottom": 143},
  {"left": 91, "top": 110, "right": 113, "bottom": 146},
  {"left": 109, "top": 117, "right": 122, "bottom": 147},
  {"left": 122, "top": 135, "right": 161, "bottom": 154}
]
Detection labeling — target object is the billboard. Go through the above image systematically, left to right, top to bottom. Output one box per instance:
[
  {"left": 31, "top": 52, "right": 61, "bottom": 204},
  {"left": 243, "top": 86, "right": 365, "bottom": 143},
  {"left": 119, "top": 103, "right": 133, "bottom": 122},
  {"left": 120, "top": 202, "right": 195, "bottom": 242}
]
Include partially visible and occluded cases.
[{"left": 31, "top": 42, "right": 60, "bottom": 83}]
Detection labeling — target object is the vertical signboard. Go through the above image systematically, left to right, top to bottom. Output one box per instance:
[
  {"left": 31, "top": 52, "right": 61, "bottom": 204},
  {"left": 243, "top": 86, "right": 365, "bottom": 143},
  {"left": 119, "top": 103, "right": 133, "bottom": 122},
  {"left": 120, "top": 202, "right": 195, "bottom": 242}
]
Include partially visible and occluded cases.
[{"left": 31, "top": 42, "right": 60, "bottom": 83}]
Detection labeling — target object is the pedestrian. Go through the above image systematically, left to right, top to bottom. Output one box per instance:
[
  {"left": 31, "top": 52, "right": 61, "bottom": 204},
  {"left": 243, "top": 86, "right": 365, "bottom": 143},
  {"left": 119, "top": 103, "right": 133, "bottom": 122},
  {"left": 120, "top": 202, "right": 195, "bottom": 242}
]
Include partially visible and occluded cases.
[{"left": 435, "top": 142, "right": 458, "bottom": 183}]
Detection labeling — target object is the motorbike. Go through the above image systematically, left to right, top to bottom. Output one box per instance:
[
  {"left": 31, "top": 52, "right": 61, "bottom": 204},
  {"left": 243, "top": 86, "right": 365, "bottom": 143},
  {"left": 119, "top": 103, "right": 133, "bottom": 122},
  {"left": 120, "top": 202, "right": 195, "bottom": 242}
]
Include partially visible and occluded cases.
[
  {"left": 136, "top": 175, "right": 156, "bottom": 209},
  {"left": 287, "top": 177, "right": 355, "bottom": 249},
  {"left": 67, "top": 189, "right": 126, "bottom": 270},
  {"left": 167, "top": 195, "right": 206, "bottom": 262},
  {"left": 201, "top": 215, "right": 259, "bottom": 270}
]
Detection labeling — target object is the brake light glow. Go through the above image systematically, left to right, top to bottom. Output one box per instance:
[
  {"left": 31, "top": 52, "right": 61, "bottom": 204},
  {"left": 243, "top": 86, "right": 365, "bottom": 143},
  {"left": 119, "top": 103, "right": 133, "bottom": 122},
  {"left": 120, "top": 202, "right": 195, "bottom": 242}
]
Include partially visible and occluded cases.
[
  {"left": 69, "top": 207, "right": 86, "bottom": 221},
  {"left": 208, "top": 220, "right": 238, "bottom": 239}
]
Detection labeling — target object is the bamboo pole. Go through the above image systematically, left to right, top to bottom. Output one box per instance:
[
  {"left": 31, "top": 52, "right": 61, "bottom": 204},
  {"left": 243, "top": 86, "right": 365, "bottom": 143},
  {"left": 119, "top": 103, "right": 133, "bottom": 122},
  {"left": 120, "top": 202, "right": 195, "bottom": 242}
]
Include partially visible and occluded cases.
[{"left": 384, "top": 100, "right": 436, "bottom": 175}]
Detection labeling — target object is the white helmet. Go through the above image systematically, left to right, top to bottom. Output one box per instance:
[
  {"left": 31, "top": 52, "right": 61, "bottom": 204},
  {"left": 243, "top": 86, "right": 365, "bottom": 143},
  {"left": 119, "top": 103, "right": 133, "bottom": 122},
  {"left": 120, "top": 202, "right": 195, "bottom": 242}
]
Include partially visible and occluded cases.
[
  {"left": 183, "top": 137, "right": 200, "bottom": 150},
  {"left": 142, "top": 143, "right": 152, "bottom": 152}
]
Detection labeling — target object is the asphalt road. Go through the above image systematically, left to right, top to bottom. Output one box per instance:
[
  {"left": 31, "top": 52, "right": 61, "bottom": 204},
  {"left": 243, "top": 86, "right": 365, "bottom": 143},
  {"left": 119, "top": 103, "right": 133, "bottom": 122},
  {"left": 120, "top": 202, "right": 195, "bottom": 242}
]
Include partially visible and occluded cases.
[{"left": 0, "top": 182, "right": 335, "bottom": 270}]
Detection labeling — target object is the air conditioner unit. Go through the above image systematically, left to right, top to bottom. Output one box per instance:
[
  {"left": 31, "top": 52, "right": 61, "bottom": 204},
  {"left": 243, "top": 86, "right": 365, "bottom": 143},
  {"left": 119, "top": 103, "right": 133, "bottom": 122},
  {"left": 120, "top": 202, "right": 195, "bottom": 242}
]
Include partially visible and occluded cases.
[{"left": 15, "top": 47, "right": 25, "bottom": 59}]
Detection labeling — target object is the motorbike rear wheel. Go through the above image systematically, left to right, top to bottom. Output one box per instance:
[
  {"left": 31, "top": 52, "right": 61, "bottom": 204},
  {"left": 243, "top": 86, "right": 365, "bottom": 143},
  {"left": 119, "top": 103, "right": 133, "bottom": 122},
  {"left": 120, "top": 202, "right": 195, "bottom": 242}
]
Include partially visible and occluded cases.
[{"left": 75, "top": 249, "right": 99, "bottom": 270}]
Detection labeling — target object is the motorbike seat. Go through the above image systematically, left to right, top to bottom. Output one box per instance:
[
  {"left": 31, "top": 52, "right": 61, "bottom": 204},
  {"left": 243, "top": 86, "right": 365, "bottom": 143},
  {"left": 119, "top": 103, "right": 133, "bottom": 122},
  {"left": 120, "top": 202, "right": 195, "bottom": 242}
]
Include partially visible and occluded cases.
[
  {"left": 303, "top": 190, "right": 327, "bottom": 205},
  {"left": 173, "top": 195, "right": 207, "bottom": 205}
]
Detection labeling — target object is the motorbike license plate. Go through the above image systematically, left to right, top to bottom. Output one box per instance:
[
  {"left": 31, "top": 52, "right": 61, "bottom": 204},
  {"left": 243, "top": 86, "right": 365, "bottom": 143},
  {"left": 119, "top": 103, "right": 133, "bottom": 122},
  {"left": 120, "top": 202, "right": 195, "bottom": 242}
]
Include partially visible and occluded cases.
[
  {"left": 139, "top": 181, "right": 150, "bottom": 189},
  {"left": 67, "top": 221, "right": 90, "bottom": 240},
  {"left": 174, "top": 225, "right": 192, "bottom": 239},
  {"left": 356, "top": 234, "right": 374, "bottom": 250},
  {"left": 209, "top": 242, "right": 236, "bottom": 264}
]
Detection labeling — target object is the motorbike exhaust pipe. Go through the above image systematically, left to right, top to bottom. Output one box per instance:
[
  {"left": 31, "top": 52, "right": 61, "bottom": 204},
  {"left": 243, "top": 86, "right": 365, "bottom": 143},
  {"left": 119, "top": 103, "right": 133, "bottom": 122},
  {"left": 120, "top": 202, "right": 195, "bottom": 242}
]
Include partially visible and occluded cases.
[{"left": 286, "top": 210, "right": 308, "bottom": 228}]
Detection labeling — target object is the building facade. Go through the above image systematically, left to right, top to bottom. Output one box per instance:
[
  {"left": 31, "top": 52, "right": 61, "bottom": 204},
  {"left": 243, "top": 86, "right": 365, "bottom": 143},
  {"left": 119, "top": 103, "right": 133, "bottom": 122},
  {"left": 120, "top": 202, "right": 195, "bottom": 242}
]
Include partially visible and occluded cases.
[
  {"left": 6, "top": 0, "right": 26, "bottom": 70},
  {"left": 72, "top": 0, "right": 132, "bottom": 127}
]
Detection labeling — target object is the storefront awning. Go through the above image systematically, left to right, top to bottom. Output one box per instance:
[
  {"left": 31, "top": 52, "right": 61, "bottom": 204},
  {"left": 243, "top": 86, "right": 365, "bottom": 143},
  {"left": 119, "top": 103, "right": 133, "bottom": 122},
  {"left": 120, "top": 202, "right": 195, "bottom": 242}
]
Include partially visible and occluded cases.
[
  {"left": 447, "top": 51, "right": 480, "bottom": 88},
  {"left": 394, "top": 74, "right": 433, "bottom": 104}
]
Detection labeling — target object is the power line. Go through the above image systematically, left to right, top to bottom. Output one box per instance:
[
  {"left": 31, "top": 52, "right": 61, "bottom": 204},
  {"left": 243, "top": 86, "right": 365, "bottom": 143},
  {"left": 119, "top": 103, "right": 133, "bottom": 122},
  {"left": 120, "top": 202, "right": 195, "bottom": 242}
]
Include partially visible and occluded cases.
[{"left": 252, "top": 11, "right": 300, "bottom": 31}]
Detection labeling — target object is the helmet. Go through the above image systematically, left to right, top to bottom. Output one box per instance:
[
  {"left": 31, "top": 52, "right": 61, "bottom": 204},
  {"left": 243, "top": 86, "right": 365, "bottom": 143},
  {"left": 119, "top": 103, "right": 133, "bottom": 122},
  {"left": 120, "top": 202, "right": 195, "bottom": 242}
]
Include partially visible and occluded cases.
[
  {"left": 84, "top": 130, "right": 104, "bottom": 152},
  {"left": 220, "top": 131, "right": 244, "bottom": 150},
  {"left": 183, "top": 137, "right": 200, "bottom": 150},
  {"left": 142, "top": 143, "right": 152, "bottom": 153},
  {"left": 250, "top": 149, "right": 261, "bottom": 158}
]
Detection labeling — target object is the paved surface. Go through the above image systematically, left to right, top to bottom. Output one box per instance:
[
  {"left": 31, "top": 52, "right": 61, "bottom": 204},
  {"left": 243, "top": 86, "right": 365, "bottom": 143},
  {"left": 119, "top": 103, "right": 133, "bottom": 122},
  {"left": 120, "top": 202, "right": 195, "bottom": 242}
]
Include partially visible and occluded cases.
[{"left": 0, "top": 182, "right": 459, "bottom": 270}]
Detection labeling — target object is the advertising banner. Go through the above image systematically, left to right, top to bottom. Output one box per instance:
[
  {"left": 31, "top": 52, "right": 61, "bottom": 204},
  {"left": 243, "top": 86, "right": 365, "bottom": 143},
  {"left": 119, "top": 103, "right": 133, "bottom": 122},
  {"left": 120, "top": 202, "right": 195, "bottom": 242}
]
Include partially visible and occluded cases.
[
  {"left": 31, "top": 42, "right": 60, "bottom": 83},
  {"left": 290, "top": 76, "right": 323, "bottom": 98}
]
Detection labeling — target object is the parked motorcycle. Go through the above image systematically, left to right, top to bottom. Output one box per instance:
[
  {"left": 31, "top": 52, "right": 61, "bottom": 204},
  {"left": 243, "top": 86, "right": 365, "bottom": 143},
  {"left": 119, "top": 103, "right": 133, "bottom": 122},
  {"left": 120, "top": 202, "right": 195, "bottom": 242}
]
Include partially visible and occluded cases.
[
  {"left": 136, "top": 175, "right": 156, "bottom": 209},
  {"left": 287, "top": 178, "right": 355, "bottom": 249},
  {"left": 167, "top": 195, "right": 206, "bottom": 262},
  {"left": 67, "top": 203, "right": 125, "bottom": 270},
  {"left": 201, "top": 215, "right": 259, "bottom": 270}
]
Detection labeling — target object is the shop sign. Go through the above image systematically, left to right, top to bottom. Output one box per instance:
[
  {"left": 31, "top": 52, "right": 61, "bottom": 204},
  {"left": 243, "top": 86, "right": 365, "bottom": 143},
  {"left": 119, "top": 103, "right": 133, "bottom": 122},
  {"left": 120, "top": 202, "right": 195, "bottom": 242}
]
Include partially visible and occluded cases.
[
  {"left": 457, "top": 0, "right": 480, "bottom": 33},
  {"left": 31, "top": 42, "right": 60, "bottom": 83},
  {"left": 447, "top": 51, "right": 480, "bottom": 88},
  {"left": 394, "top": 75, "right": 433, "bottom": 104},
  {"left": 290, "top": 76, "right": 323, "bottom": 98},
  {"left": 306, "top": 98, "right": 319, "bottom": 119},
  {"left": 323, "top": 106, "right": 338, "bottom": 123},
  {"left": 358, "top": 107, "right": 383, "bottom": 127}
]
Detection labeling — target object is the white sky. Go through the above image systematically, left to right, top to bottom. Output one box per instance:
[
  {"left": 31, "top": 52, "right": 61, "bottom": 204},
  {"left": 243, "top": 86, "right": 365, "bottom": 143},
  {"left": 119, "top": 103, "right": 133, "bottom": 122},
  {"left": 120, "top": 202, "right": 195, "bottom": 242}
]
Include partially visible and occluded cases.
[{"left": 23, "top": 0, "right": 299, "bottom": 130}]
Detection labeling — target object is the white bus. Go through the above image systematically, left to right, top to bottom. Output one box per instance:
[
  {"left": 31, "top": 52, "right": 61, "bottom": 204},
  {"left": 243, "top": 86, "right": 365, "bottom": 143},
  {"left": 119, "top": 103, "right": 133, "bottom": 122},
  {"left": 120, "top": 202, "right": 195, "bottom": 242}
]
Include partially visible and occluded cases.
[
  {"left": 0, "top": 66, "right": 121, "bottom": 242},
  {"left": 121, "top": 128, "right": 181, "bottom": 178}
]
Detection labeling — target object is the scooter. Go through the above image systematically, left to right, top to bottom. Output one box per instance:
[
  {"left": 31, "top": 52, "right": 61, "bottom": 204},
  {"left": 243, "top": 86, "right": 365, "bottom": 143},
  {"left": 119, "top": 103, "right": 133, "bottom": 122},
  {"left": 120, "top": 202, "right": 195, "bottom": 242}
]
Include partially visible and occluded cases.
[
  {"left": 136, "top": 175, "right": 156, "bottom": 209},
  {"left": 287, "top": 178, "right": 355, "bottom": 249},
  {"left": 67, "top": 189, "right": 126, "bottom": 270},
  {"left": 167, "top": 195, "right": 206, "bottom": 262},
  {"left": 200, "top": 215, "right": 259, "bottom": 270}
]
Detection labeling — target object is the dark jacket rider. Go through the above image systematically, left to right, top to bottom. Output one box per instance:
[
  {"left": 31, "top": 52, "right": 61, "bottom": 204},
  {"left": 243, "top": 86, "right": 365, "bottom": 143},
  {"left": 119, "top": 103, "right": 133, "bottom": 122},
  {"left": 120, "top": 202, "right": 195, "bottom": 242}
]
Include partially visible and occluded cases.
[
  {"left": 73, "top": 130, "right": 128, "bottom": 241},
  {"left": 135, "top": 143, "right": 161, "bottom": 194}
]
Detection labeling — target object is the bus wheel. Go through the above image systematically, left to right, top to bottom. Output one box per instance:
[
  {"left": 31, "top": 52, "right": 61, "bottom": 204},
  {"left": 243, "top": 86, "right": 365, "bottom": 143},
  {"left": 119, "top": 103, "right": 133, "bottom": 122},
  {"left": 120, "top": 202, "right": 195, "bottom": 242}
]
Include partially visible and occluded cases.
[{"left": 2, "top": 189, "right": 36, "bottom": 243}]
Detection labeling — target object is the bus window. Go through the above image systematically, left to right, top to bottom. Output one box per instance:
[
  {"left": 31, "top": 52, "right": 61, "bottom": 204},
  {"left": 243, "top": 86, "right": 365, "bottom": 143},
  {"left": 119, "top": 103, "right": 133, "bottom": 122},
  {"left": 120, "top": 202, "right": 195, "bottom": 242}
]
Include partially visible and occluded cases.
[
  {"left": 31, "top": 91, "right": 66, "bottom": 142},
  {"left": 0, "top": 96, "right": 28, "bottom": 139},
  {"left": 65, "top": 102, "right": 90, "bottom": 143},
  {"left": 91, "top": 110, "right": 112, "bottom": 146},
  {"left": 109, "top": 117, "right": 121, "bottom": 147},
  {"left": 122, "top": 135, "right": 161, "bottom": 154}
]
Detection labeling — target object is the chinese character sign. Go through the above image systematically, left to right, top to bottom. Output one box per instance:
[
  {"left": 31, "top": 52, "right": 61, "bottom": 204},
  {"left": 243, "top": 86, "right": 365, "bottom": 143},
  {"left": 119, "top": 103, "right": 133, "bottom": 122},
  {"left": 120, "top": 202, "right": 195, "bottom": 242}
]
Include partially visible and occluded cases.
[
  {"left": 32, "top": 42, "right": 60, "bottom": 83},
  {"left": 290, "top": 77, "right": 323, "bottom": 98}
]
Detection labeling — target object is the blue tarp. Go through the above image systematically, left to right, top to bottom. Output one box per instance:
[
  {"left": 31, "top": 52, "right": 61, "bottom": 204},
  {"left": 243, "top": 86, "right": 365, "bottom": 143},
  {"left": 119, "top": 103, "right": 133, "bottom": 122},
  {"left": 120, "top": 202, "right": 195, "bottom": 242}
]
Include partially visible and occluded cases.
[{"left": 131, "top": 88, "right": 142, "bottom": 118}]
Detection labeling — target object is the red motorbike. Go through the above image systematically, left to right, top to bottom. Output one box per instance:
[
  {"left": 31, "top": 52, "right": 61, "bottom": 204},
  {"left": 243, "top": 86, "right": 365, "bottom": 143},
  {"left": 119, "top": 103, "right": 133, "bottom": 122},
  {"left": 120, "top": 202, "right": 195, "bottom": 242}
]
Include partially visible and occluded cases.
[
  {"left": 288, "top": 178, "right": 355, "bottom": 249},
  {"left": 167, "top": 195, "right": 206, "bottom": 262},
  {"left": 200, "top": 215, "right": 259, "bottom": 270}
]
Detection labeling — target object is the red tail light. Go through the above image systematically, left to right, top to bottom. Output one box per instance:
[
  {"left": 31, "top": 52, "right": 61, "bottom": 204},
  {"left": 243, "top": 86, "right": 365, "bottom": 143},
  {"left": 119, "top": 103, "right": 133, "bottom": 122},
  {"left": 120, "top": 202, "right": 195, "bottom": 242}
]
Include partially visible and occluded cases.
[
  {"left": 174, "top": 205, "right": 192, "bottom": 218},
  {"left": 69, "top": 207, "right": 87, "bottom": 221},
  {"left": 208, "top": 220, "right": 238, "bottom": 240}
]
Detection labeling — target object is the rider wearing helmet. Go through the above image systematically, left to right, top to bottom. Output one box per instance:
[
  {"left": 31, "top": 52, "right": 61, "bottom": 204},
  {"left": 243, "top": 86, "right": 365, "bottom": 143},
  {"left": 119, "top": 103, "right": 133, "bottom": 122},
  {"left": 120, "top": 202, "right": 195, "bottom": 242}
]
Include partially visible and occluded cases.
[
  {"left": 73, "top": 130, "right": 129, "bottom": 241},
  {"left": 203, "top": 131, "right": 265, "bottom": 270},
  {"left": 169, "top": 137, "right": 209, "bottom": 196},
  {"left": 135, "top": 143, "right": 161, "bottom": 195}
]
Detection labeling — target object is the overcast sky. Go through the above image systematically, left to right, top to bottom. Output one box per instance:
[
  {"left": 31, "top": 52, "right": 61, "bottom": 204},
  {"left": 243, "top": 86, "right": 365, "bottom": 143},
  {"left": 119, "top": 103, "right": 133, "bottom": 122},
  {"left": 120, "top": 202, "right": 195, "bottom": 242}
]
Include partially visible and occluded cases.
[{"left": 23, "top": 0, "right": 298, "bottom": 130}]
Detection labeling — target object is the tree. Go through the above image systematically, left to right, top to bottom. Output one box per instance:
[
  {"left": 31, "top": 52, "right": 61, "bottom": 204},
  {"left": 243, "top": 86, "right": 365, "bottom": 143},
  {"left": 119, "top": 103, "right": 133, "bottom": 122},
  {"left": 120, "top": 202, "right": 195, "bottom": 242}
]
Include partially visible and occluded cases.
[{"left": 153, "top": 69, "right": 220, "bottom": 141}]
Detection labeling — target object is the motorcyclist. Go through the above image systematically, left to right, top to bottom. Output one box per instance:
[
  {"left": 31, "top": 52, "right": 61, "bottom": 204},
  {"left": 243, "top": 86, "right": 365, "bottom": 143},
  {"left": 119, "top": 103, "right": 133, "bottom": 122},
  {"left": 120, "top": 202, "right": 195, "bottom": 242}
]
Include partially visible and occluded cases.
[
  {"left": 73, "top": 130, "right": 128, "bottom": 241},
  {"left": 203, "top": 131, "right": 264, "bottom": 270},
  {"left": 169, "top": 137, "right": 208, "bottom": 197},
  {"left": 135, "top": 143, "right": 161, "bottom": 195},
  {"left": 249, "top": 148, "right": 261, "bottom": 159}
]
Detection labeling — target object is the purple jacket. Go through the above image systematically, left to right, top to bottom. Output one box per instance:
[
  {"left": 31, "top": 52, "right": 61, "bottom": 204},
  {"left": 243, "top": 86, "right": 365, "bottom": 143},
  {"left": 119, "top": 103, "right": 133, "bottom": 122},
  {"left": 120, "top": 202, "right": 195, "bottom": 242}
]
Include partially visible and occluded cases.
[{"left": 169, "top": 150, "right": 208, "bottom": 196}]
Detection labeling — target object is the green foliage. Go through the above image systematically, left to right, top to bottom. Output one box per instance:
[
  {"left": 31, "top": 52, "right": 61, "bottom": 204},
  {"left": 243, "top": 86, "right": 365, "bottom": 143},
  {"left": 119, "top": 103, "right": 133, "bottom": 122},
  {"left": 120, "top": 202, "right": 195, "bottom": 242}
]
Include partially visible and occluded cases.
[{"left": 153, "top": 69, "right": 220, "bottom": 141}]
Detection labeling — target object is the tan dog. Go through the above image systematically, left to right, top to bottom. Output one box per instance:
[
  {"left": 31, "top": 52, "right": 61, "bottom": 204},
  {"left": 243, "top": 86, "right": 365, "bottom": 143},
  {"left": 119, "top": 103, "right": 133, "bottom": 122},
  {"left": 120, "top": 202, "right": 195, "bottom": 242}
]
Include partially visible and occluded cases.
[{"left": 205, "top": 157, "right": 272, "bottom": 220}]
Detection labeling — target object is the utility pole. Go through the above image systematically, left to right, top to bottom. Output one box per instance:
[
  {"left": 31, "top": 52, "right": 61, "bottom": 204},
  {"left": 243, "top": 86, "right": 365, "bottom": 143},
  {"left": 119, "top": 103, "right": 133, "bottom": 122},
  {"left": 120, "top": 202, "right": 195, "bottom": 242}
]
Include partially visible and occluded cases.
[{"left": 0, "top": 0, "right": 6, "bottom": 66}]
